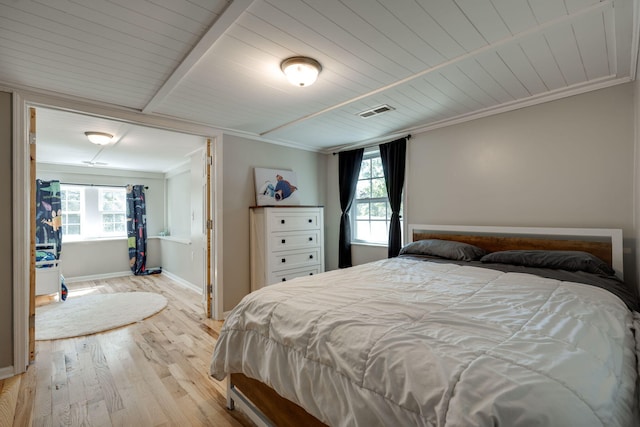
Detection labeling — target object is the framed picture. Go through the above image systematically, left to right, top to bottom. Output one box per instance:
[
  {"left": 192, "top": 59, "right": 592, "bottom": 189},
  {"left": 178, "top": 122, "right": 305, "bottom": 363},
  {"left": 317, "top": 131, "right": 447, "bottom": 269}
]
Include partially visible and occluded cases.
[{"left": 254, "top": 168, "right": 300, "bottom": 206}]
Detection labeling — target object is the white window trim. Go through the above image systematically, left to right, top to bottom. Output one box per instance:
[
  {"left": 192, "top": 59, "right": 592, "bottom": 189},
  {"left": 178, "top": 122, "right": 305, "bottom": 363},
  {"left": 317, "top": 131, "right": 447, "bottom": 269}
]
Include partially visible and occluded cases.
[
  {"left": 350, "top": 148, "right": 403, "bottom": 245},
  {"left": 61, "top": 184, "right": 127, "bottom": 241},
  {"left": 60, "top": 185, "right": 84, "bottom": 240},
  {"left": 98, "top": 188, "right": 127, "bottom": 236}
]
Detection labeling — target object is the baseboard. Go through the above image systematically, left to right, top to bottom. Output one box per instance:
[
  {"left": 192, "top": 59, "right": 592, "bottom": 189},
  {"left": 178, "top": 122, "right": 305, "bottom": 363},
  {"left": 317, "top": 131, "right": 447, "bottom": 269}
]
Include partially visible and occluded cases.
[
  {"left": 64, "top": 270, "right": 199, "bottom": 293},
  {"left": 161, "top": 270, "right": 201, "bottom": 293},
  {"left": 64, "top": 271, "right": 132, "bottom": 283},
  {"left": 0, "top": 366, "right": 15, "bottom": 381}
]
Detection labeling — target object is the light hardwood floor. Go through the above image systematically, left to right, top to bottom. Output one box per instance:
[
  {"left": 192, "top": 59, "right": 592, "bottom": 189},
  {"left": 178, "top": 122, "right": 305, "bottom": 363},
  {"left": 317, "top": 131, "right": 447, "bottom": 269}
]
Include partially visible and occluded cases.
[{"left": 4, "top": 274, "right": 254, "bottom": 427}]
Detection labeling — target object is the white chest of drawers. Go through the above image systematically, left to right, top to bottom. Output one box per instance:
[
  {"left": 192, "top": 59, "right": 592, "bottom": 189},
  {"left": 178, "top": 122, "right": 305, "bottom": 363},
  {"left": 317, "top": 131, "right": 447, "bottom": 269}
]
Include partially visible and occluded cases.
[{"left": 250, "top": 206, "right": 324, "bottom": 291}]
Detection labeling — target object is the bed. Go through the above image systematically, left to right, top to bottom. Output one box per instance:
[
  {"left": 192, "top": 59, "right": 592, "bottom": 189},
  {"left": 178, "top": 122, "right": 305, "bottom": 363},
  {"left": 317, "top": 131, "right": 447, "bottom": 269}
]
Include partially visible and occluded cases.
[
  {"left": 210, "top": 225, "right": 640, "bottom": 426},
  {"left": 35, "top": 242, "right": 61, "bottom": 299}
]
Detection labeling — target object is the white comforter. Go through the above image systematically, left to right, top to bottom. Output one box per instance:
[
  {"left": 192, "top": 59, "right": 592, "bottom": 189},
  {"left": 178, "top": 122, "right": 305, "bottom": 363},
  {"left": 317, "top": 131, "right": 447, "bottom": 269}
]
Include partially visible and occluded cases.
[{"left": 211, "top": 258, "right": 639, "bottom": 427}]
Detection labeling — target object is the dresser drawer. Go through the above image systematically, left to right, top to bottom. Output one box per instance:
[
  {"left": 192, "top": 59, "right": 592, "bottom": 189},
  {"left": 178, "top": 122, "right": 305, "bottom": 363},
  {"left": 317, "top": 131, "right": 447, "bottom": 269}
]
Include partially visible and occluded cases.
[
  {"left": 250, "top": 206, "right": 324, "bottom": 292},
  {"left": 269, "top": 211, "right": 321, "bottom": 232},
  {"left": 270, "top": 231, "right": 320, "bottom": 251},
  {"left": 270, "top": 249, "right": 320, "bottom": 272},
  {"left": 269, "top": 266, "right": 321, "bottom": 285}
]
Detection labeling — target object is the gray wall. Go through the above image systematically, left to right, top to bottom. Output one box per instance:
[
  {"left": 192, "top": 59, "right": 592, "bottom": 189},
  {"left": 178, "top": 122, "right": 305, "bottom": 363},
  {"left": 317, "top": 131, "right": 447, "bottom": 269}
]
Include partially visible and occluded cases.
[
  {"left": 4, "top": 82, "right": 637, "bottom": 371},
  {"left": 327, "top": 83, "right": 637, "bottom": 289},
  {"left": 407, "top": 84, "right": 633, "bottom": 230},
  {"left": 0, "top": 91, "right": 12, "bottom": 369},
  {"left": 222, "top": 134, "right": 328, "bottom": 311},
  {"left": 189, "top": 150, "right": 205, "bottom": 290},
  {"left": 161, "top": 151, "right": 205, "bottom": 289},
  {"left": 36, "top": 156, "right": 204, "bottom": 287},
  {"left": 36, "top": 164, "right": 165, "bottom": 279},
  {"left": 163, "top": 166, "right": 196, "bottom": 285},
  {"left": 166, "top": 168, "right": 190, "bottom": 237},
  {"left": 60, "top": 239, "right": 161, "bottom": 279}
]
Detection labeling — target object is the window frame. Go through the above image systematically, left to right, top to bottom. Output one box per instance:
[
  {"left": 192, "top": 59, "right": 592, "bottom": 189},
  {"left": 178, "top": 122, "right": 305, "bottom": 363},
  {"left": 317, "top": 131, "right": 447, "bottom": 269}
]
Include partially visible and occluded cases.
[
  {"left": 350, "top": 148, "right": 402, "bottom": 245},
  {"left": 60, "top": 184, "right": 128, "bottom": 241},
  {"left": 60, "top": 185, "right": 84, "bottom": 240},
  {"left": 98, "top": 188, "right": 127, "bottom": 236}
]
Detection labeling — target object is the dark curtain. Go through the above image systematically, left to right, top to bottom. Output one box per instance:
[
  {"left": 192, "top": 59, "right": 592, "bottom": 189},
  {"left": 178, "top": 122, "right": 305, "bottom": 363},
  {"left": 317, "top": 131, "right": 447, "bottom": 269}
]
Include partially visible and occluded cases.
[
  {"left": 379, "top": 137, "right": 407, "bottom": 258},
  {"left": 338, "top": 148, "right": 364, "bottom": 268},
  {"left": 35, "top": 179, "right": 62, "bottom": 259},
  {"left": 126, "top": 185, "right": 148, "bottom": 275}
]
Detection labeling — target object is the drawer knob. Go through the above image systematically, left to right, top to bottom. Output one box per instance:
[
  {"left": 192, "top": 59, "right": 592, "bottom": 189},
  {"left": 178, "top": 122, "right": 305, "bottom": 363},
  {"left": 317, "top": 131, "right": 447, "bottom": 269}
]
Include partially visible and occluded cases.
[
  {"left": 281, "top": 219, "right": 285, "bottom": 224},
  {"left": 308, "top": 219, "right": 312, "bottom": 223},
  {"left": 308, "top": 237, "right": 313, "bottom": 241},
  {"left": 281, "top": 239, "right": 286, "bottom": 244},
  {"left": 309, "top": 255, "right": 313, "bottom": 259},
  {"left": 282, "top": 258, "right": 286, "bottom": 263},
  {"left": 309, "top": 273, "right": 313, "bottom": 276},
  {"left": 282, "top": 278, "right": 286, "bottom": 282}
]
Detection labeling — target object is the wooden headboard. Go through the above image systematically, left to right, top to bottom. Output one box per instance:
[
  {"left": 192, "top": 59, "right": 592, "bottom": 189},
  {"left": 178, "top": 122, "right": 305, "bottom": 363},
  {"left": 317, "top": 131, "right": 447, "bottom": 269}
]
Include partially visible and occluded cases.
[{"left": 408, "top": 224, "right": 624, "bottom": 279}]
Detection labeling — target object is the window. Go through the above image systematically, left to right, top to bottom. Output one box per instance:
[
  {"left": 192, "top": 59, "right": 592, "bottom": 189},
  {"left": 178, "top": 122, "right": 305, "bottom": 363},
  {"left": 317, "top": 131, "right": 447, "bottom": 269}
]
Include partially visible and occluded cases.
[
  {"left": 352, "top": 149, "right": 402, "bottom": 244},
  {"left": 60, "top": 184, "right": 127, "bottom": 241},
  {"left": 60, "top": 186, "right": 82, "bottom": 237},
  {"left": 99, "top": 189, "right": 126, "bottom": 235}
]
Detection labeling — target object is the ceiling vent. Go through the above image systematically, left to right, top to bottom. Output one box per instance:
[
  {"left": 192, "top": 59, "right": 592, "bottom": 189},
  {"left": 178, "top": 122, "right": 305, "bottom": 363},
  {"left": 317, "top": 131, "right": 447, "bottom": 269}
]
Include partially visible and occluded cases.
[{"left": 358, "top": 104, "right": 395, "bottom": 119}]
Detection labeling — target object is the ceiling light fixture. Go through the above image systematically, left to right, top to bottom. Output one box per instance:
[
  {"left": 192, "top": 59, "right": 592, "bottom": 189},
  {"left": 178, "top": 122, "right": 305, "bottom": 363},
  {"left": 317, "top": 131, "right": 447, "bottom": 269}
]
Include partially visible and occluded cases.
[
  {"left": 281, "top": 56, "right": 322, "bottom": 87},
  {"left": 84, "top": 131, "right": 114, "bottom": 145}
]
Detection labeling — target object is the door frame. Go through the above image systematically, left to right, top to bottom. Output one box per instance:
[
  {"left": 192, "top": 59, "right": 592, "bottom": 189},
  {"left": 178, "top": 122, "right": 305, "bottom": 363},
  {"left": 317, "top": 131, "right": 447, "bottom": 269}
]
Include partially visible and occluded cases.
[
  {"left": 10, "top": 88, "right": 225, "bottom": 374},
  {"left": 12, "top": 91, "right": 30, "bottom": 374}
]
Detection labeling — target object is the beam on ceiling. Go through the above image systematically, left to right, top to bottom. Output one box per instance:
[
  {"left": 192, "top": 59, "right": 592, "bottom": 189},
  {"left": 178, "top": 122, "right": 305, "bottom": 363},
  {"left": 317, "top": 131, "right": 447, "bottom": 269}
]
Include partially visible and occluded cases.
[{"left": 142, "top": 0, "right": 255, "bottom": 114}]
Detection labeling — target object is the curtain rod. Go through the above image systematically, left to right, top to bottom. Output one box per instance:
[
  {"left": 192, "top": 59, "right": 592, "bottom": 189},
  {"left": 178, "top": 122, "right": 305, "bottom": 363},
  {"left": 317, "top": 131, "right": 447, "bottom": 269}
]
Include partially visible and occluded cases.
[
  {"left": 332, "top": 134, "right": 411, "bottom": 155},
  {"left": 59, "top": 182, "right": 149, "bottom": 189}
]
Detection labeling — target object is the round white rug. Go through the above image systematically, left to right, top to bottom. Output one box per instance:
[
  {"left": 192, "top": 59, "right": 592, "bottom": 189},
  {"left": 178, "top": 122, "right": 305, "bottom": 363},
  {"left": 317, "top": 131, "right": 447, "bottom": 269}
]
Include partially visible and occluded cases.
[{"left": 36, "top": 292, "right": 168, "bottom": 340}]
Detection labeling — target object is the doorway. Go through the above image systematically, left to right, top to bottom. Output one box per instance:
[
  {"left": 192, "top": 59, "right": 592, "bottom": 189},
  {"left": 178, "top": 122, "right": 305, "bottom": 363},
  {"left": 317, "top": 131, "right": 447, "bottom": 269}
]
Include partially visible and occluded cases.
[{"left": 14, "top": 96, "right": 221, "bottom": 365}]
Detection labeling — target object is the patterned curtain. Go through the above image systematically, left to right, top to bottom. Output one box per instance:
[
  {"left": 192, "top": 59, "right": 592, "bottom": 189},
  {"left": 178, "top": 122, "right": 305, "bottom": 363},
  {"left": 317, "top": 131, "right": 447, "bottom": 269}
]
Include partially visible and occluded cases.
[
  {"left": 35, "top": 179, "right": 62, "bottom": 259},
  {"left": 126, "top": 185, "right": 147, "bottom": 275}
]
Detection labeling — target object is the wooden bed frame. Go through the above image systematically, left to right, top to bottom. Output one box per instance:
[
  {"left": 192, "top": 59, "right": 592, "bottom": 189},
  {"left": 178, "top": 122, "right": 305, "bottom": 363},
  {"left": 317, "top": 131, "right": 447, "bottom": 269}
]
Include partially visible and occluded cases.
[
  {"left": 225, "top": 224, "right": 625, "bottom": 426},
  {"left": 408, "top": 224, "right": 623, "bottom": 279},
  {"left": 228, "top": 373, "right": 328, "bottom": 427}
]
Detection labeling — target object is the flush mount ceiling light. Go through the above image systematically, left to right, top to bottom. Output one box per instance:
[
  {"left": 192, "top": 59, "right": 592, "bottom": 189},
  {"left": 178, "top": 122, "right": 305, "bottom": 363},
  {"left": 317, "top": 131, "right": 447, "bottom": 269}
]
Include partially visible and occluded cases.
[
  {"left": 281, "top": 56, "right": 322, "bottom": 87},
  {"left": 84, "top": 131, "right": 113, "bottom": 145}
]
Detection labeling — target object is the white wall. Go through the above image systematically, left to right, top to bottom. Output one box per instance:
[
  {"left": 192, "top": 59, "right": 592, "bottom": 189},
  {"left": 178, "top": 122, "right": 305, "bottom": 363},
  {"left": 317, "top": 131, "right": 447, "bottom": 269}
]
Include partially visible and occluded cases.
[
  {"left": 326, "top": 83, "right": 637, "bottom": 289},
  {"left": 222, "top": 134, "right": 328, "bottom": 311}
]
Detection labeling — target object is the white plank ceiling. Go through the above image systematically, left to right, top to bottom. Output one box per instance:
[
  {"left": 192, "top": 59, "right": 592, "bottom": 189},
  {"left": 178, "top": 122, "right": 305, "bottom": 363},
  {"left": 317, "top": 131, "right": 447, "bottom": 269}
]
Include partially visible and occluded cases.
[{"left": 0, "top": 0, "right": 638, "bottom": 169}]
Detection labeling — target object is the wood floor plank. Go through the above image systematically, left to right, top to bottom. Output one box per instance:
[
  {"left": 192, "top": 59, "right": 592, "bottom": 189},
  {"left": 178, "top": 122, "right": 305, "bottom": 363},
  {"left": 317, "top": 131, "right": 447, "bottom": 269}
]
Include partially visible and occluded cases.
[
  {"left": 15, "top": 273, "right": 253, "bottom": 426},
  {"left": 89, "top": 340, "right": 124, "bottom": 415},
  {"left": 34, "top": 342, "right": 53, "bottom": 421},
  {"left": 51, "top": 350, "right": 70, "bottom": 410},
  {"left": 13, "top": 359, "right": 36, "bottom": 426},
  {"left": 0, "top": 375, "right": 21, "bottom": 427},
  {"left": 85, "top": 399, "right": 112, "bottom": 427},
  {"left": 68, "top": 400, "right": 90, "bottom": 426},
  {"left": 51, "top": 401, "right": 71, "bottom": 426}
]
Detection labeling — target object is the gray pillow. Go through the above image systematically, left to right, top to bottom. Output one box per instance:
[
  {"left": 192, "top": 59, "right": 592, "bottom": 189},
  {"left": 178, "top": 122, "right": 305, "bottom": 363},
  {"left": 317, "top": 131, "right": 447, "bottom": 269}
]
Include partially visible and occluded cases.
[
  {"left": 399, "top": 239, "right": 487, "bottom": 261},
  {"left": 480, "top": 250, "right": 615, "bottom": 275}
]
